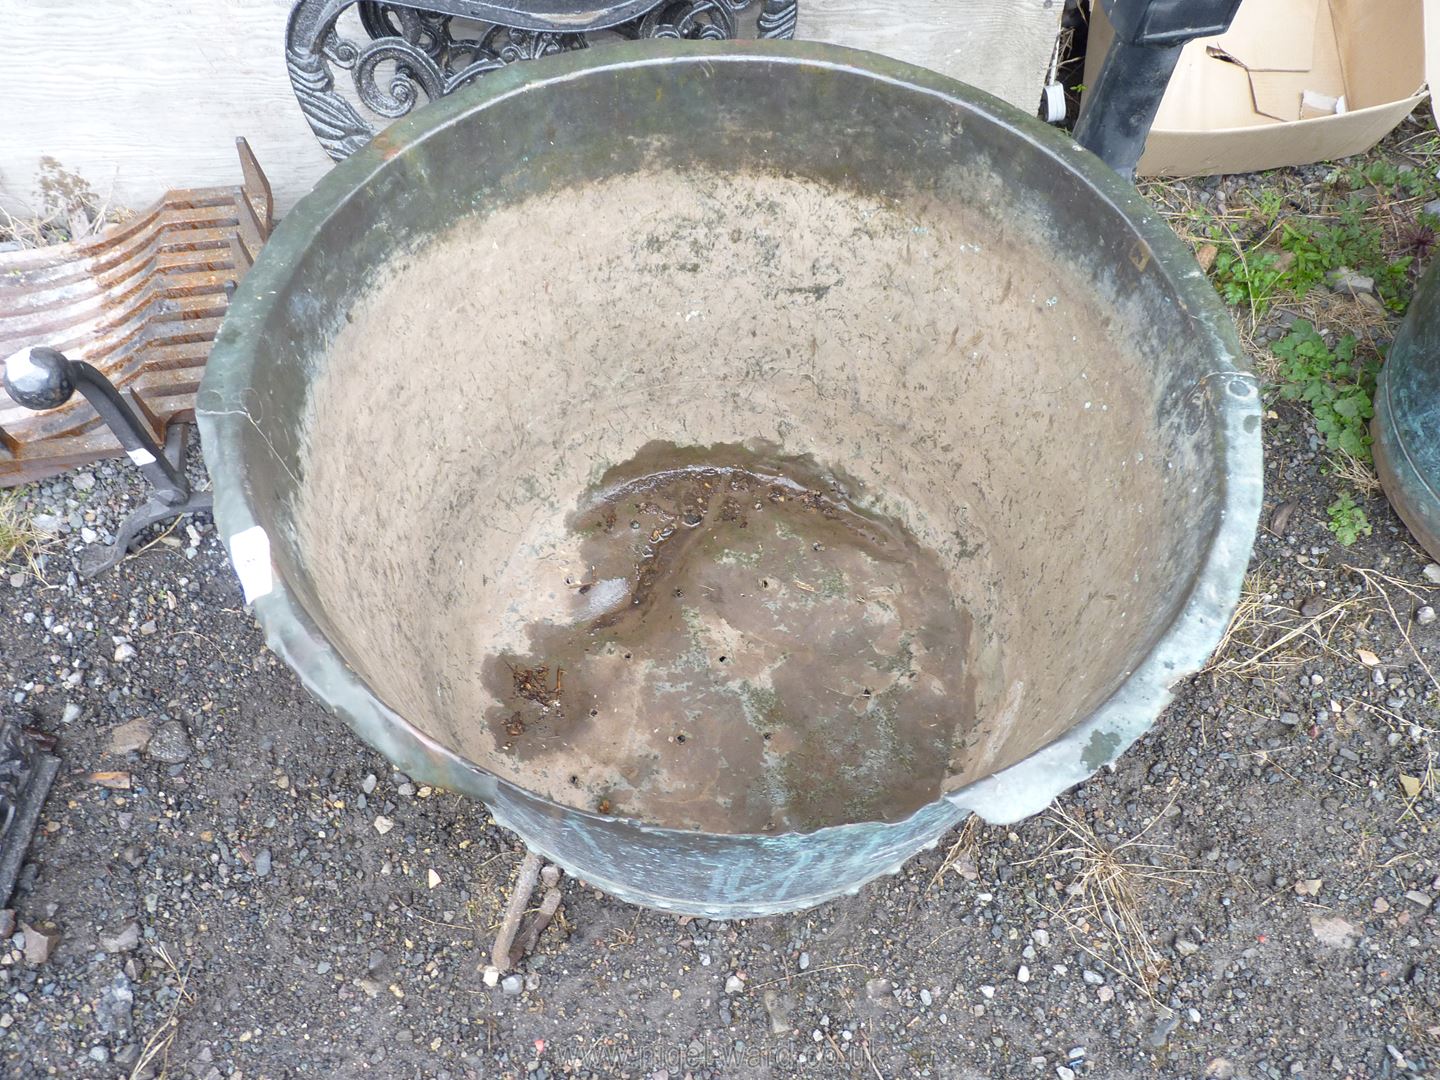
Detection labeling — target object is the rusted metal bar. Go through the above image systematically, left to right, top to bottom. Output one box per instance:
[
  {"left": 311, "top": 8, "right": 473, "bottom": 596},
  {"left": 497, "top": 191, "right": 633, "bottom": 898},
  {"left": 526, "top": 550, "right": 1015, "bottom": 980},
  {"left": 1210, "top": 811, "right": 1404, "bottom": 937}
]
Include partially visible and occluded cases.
[{"left": 0, "top": 138, "right": 272, "bottom": 486}]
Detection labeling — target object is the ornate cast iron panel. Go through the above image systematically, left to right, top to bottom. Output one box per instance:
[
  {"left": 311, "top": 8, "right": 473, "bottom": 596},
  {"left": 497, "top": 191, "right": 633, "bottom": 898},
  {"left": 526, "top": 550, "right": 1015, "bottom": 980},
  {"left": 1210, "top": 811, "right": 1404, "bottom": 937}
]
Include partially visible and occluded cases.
[{"left": 287, "top": 0, "right": 800, "bottom": 160}]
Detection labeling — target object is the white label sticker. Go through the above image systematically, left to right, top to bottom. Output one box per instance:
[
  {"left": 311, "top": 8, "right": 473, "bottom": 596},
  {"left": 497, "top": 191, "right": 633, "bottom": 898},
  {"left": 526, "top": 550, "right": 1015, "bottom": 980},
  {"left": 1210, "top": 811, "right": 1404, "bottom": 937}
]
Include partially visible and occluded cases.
[
  {"left": 127, "top": 446, "right": 156, "bottom": 467},
  {"left": 228, "top": 525, "right": 273, "bottom": 604}
]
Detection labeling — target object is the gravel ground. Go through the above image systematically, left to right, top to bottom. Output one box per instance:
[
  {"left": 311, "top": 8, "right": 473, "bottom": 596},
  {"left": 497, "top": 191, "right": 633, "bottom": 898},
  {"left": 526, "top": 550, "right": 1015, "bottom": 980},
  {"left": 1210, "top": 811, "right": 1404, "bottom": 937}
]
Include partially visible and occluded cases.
[{"left": 3, "top": 180, "right": 1440, "bottom": 1080}]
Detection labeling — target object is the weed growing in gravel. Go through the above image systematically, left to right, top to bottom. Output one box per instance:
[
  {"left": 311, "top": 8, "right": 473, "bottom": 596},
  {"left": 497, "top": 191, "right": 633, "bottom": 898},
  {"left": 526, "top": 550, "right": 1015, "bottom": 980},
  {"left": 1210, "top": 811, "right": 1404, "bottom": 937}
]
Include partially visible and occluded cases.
[
  {"left": 1163, "top": 148, "right": 1432, "bottom": 321},
  {"left": 1334, "top": 157, "right": 1440, "bottom": 201},
  {"left": 1278, "top": 201, "right": 1414, "bottom": 312},
  {"left": 1204, "top": 205, "right": 1414, "bottom": 315},
  {"left": 1210, "top": 245, "right": 1287, "bottom": 311},
  {"left": 1271, "top": 320, "right": 1380, "bottom": 462},
  {"left": 1327, "top": 492, "right": 1373, "bottom": 546}
]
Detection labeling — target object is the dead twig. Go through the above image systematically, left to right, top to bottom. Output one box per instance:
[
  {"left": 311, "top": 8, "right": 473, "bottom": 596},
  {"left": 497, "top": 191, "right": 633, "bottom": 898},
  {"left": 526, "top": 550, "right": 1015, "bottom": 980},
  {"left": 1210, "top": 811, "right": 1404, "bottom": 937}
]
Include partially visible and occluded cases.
[
  {"left": 487, "top": 850, "right": 542, "bottom": 975},
  {"left": 510, "top": 864, "right": 563, "bottom": 964},
  {"left": 746, "top": 963, "right": 871, "bottom": 991}
]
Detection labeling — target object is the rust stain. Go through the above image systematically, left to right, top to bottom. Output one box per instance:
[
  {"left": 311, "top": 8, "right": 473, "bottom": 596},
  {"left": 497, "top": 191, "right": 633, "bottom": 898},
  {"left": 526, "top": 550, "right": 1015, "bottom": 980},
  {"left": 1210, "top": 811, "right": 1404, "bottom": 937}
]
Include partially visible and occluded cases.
[{"left": 371, "top": 127, "right": 405, "bottom": 162}]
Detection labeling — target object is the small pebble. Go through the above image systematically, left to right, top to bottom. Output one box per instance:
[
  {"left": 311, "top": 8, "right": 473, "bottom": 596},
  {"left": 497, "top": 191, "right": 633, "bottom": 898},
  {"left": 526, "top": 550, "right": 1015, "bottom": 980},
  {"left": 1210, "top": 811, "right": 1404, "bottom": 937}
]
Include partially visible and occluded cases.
[
  {"left": 1417, "top": 606, "right": 1437, "bottom": 626},
  {"left": 113, "top": 643, "right": 136, "bottom": 663},
  {"left": 146, "top": 721, "right": 193, "bottom": 764},
  {"left": 99, "top": 921, "right": 140, "bottom": 953},
  {"left": 1016, "top": 965, "right": 1030, "bottom": 983},
  {"left": 501, "top": 974, "right": 522, "bottom": 995},
  {"left": 725, "top": 975, "right": 744, "bottom": 994},
  {"left": 1150, "top": 1015, "right": 1180, "bottom": 1046}
]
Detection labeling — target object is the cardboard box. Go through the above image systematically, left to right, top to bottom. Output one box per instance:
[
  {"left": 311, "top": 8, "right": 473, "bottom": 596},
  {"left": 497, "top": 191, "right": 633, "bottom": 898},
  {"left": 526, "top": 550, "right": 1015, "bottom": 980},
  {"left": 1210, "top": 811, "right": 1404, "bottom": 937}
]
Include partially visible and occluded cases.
[{"left": 1082, "top": 0, "right": 1433, "bottom": 176}]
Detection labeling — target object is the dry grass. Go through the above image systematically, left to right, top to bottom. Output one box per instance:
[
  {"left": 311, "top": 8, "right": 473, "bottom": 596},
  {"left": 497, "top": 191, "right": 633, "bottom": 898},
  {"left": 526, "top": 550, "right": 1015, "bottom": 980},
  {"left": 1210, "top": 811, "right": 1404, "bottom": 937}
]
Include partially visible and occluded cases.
[
  {"left": 0, "top": 186, "right": 131, "bottom": 249},
  {"left": 0, "top": 202, "right": 68, "bottom": 248},
  {"left": 1291, "top": 287, "right": 1394, "bottom": 348},
  {"left": 1328, "top": 449, "right": 1383, "bottom": 497},
  {"left": 0, "top": 490, "right": 51, "bottom": 578},
  {"left": 1347, "top": 564, "right": 1440, "bottom": 698},
  {"left": 1205, "top": 568, "right": 1364, "bottom": 683},
  {"left": 1396, "top": 748, "right": 1438, "bottom": 826},
  {"left": 1023, "top": 800, "right": 1200, "bottom": 1000},
  {"left": 928, "top": 813, "right": 981, "bottom": 893},
  {"left": 130, "top": 943, "right": 194, "bottom": 1080},
  {"left": 1402, "top": 1001, "right": 1440, "bottom": 1051}
]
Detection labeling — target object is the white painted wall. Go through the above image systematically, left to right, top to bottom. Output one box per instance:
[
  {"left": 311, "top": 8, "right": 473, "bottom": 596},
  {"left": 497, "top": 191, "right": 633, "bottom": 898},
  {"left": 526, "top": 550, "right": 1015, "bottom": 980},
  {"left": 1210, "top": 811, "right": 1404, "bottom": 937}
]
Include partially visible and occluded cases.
[{"left": 0, "top": 0, "right": 1061, "bottom": 215}]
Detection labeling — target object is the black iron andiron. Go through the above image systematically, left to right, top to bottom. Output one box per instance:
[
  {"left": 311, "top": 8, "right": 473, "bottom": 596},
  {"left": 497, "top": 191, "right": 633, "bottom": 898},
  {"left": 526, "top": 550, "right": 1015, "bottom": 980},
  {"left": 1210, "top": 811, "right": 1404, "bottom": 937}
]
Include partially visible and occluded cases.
[{"left": 3, "top": 346, "right": 213, "bottom": 577}]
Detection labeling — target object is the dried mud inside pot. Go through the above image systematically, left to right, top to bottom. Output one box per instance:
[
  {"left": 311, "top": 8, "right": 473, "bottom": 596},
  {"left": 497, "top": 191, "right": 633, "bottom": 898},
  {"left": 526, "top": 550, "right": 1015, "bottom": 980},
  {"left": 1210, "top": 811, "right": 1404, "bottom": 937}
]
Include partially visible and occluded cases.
[{"left": 301, "top": 169, "right": 1168, "bottom": 834}]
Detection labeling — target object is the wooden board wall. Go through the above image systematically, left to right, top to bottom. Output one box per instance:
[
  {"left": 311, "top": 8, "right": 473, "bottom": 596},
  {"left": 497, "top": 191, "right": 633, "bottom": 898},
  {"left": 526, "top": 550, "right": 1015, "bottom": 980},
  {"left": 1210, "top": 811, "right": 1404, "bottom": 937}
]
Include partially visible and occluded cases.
[{"left": 0, "top": 0, "right": 1062, "bottom": 215}]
